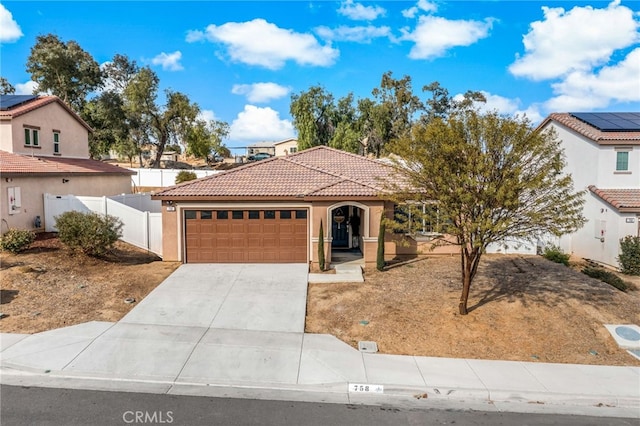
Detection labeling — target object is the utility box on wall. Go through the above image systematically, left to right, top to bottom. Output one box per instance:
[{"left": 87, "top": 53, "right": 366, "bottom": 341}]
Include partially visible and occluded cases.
[
  {"left": 7, "top": 187, "right": 21, "bottom": 215},
  {"left": 595, "top": 219, "right": 606, "bottom": 241}
]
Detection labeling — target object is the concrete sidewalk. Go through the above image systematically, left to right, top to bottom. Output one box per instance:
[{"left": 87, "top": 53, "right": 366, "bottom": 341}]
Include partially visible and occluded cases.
[
  {"left": 1, "top": 263, "right": 639, "bottom": 418},
  {"left": 2, "top": 322, "right": 639, "bottom": 418}
]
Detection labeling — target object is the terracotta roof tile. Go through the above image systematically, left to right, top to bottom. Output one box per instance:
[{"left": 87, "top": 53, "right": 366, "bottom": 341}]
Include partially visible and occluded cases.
[
  {"left": 0, "top": 95, "right": 92, "bottom": 132},
  {"left": 544, "top": 113, "right": 640, "bottom": 145},
  {"left": 154, "top": 146, "right": 396, "bottom": 200},
  {"left": 0, "top": 150, "right": 135, "bottom": 176},
  {"left": 589, "top": 186, "right": 640, "bottom": 212}
]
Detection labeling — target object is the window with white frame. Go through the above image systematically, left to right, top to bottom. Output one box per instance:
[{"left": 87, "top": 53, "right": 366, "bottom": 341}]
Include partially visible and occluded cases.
[
  {"left": 24, "top": 127, "right": 40, "bottom": 147},
  {"left": 53, "top": 131, "right": 60, "bottom": 154},
  {"left": 616, "top": 148, "right": 631, "bottom": 172}
]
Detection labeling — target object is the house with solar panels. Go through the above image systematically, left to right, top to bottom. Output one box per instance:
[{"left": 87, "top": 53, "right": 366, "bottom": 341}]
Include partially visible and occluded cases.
[
  {"left": 0, "top": 95, "right": 135, "bottom": 232},
  {"left": 539, "top": 112, "right": 640, "bottom": 268}
]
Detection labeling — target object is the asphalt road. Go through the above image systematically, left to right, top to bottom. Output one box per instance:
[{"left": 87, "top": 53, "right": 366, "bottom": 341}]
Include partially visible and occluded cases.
[{"left": 0, "top": 385, "right": 636, "bottom": 426}]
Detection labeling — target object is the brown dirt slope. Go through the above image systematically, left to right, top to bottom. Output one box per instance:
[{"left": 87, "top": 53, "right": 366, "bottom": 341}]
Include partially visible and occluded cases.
[
  {"left": 0, "top": 234, "right": 180, "bottom": 334},
  {"left": 306, "top": 254, "right": 640, "bottom": 366}
]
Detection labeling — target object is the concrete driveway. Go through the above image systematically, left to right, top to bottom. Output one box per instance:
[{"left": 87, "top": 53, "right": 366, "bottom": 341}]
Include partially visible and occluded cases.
[{"left": 121, "top": 263, "right": 309, "bottom": 333}]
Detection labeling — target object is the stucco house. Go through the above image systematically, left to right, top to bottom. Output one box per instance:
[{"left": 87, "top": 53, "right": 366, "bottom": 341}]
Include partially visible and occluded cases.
[
  {"left": 0, "top": 95, "right": 135, "bottom": 232},
  {"left": 538, "top": 112, "right": 640, "bottom": 268},
  {"left": 247, "top": 138, "right": 298, "bottom": 158},
  {"left": 152, "top": 146, "right": 455, "bottom": 268}
]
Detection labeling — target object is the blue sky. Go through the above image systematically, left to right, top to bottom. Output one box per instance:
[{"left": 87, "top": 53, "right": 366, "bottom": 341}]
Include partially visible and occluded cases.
[{"left": 1, "top": 0, "right": 639, "bottom": 151}]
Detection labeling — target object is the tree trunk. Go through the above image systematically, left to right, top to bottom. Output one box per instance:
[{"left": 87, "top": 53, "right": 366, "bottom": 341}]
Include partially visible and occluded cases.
[
  {"left": 459, "top": 247, "right": 481, "bottom": 315},
  {"left": 459, "top": 253, "right": 472, "bottom": 315}
]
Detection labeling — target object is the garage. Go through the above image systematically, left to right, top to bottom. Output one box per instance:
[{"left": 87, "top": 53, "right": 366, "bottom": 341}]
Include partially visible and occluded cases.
[{"left": 184, "top": 209, "right": 308, "bottom": 263}]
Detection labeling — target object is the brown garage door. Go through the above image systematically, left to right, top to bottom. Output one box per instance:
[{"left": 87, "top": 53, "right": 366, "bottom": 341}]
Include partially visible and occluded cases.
[{"left": 185, "top": 209, "right": 308, "bottom": 263}]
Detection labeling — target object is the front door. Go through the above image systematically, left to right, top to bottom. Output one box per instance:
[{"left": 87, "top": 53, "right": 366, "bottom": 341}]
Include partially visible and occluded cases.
[{"left": 332, "top": 207, "right": 349, "bottom": 248}]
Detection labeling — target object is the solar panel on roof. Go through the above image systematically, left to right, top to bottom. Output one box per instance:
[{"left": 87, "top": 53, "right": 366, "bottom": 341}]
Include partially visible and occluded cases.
[
  {"left": 0, "top": 95, "right": 38, "bottom": 111},
  {"left": 570, "top": 112, "right": 640, "bottom": 131}
]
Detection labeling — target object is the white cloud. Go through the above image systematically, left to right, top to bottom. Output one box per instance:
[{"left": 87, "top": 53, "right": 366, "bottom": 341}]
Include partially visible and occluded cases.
[
  {"left": 338, "top": 0, "right": 386, "bottom": 21},
  {"left": 402, "top": 0, "right": 438, "bottom": 19},
  {"left": 509, "top": 1, "right": 639, "bottom": 80},
  {"left": 0, "top": 5, "right": 22, "bottom": 43},
  {"left": 403, "top": 16, "right": 494, "bottom": 59},
  {"left": 192, "top": 19, "right": 339, "bottom": 70},
  {"left": 315, "top": 25, "right": 391, "bottom": 43},
  {"left": 185, "top": 30, "right": 205, "bottom": 43},
  {"left": 544, "top": 48, "right": 640, "bottom": 111},
  {"left": 151, "top": 51, "right": 184, "bottom": 71},
  {"left": 15, "top": 81, "right": 38, "bottom": 95},
  {"left": 231, "top": 83, "right": 290, "bottom": 103},
  {"left": 229, "top": 105, "right": 295, "bottom": 141},
  {"left": 198, "top": 109, "right": 218, "bottom": 123}
]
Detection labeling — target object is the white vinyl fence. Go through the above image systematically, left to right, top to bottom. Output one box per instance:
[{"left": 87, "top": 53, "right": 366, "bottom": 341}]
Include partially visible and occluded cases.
[
  {"left": 128, "top": 168, "right": 220, "bottom": 188},
  {"left": 44, "top": 193, "right": 163, "bottom": 257}
]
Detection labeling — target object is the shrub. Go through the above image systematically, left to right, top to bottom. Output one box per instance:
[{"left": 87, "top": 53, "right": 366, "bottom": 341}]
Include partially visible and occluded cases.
[
  {"left": 175, "top": 170, "right": 197, "bottom": 184},
  {"left": 55, "top": 211, "right": 123, "bottom": 257},
  {"left": 377, "top": 212, "right": 386, "bottom": 271},
  {"left": 318, "top": 220, "right": 325, "bottom": 271},
  {"left": 0, "top": 229, "right": 36, "bottom": 253},
  {"left": 618, "top": 236, "right": 640, "bottom": 275},
  {"left": 542, "top": 245, "right": 570, "bottom": 266},
  {"left": 582, "top": 266, "right": 632, "bottom": 292}
]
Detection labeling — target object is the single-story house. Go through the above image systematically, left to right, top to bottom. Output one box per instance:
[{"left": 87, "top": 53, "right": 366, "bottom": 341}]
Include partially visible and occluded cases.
[
  {"left": 0, "top": 95, "right": 135, "bottom": 232},
  {"left": 153, "top": 146, "right": 456, "bottom": 268}
]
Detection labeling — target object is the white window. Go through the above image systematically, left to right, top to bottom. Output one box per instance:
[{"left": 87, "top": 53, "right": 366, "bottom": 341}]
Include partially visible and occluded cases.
[
  {"left": 24, "top": 127, "right": 39, "bottom": 147},
  {"left": 53, "top": 131, "right": 60, "bottom": 154}
]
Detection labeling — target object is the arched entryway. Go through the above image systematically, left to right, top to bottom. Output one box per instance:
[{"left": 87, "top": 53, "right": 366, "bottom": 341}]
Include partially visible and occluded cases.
[{"left": 329, "top": 203, "right": 367, "bottom": 264}]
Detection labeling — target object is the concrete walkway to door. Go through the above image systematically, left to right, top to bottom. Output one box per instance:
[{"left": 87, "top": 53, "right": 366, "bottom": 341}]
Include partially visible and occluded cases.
[{"left": 121, "top": 264, "right": 309, "bottom": 332}]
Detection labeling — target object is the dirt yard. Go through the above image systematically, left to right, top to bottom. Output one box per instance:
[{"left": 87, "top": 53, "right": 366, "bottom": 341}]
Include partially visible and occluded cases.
[
  {"left": 0, "top": 233, "right": 180, "bottom": 334},
  {"left": 3, "top": 235, "right": 639, "bottom": 366},
  {"left": 306, "top": 254, "right": 640, "bottom": 366}
]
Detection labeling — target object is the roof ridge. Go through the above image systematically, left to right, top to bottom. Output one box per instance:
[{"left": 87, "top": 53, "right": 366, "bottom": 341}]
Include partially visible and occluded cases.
[{"left": 282, "top": 152, "right": 386, "bottom": 192}]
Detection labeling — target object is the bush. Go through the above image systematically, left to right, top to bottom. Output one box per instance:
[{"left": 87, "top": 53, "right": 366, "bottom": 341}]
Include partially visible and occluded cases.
[
  {"left": 175, "top": 170, "right": 197, "bottom": 184},
  {"left": 55, "top": 211, "right": 123, "bottom": 257},
  {"left": 377, "top": 212, "right": 386, "bottom": 271},
  {"left": 318, "top": 220, "right": 325, "bottom": 271},
  {"left": 0, "top": 229, "right": 36, "bottom": 253},
  {"left": 618, "top": 235, "right": 640, "bottom": 275},
  {"left": 542, "top": 245, "right": 570, "bottom": 266},
  {"left": 582, "top": 266, "right": 632, "bottom": 292}
]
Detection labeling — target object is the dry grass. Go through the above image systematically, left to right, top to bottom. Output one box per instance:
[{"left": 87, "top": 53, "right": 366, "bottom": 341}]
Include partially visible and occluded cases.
[{"left": 305, "top": 254, "right": 640, "bottom": 366}]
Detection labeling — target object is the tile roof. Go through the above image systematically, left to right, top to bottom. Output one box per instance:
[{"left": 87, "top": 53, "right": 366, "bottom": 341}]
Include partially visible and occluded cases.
[
  {"left": 0, "top": 95, "right": 92, "bottom": 132},
  {"left": 542, "top": 113, "right": 640, "bottom": 145},
  {"left": 153, "top": 146, "right": 397, "bottom": 200},
  {"left": 0, "top": 150, "right": 135, "bottom": 176},
  {"left": 589, "top": 186, "right": 640, "bottom": 213}
]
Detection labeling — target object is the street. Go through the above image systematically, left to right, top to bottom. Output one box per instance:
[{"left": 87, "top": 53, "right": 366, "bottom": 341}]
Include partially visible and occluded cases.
[{"left": 0, "top": 385, "right": 636, "bottom": 426}]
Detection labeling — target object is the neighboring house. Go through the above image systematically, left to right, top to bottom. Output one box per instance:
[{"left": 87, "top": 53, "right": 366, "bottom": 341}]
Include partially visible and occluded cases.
[
  {"left": 0, "top": 95, "right": 135, "bottom": 232},
  {"left": 538, "top": 112, "right": 640, "bottom": 268},
  {"left": 274, "top": 138, "right": 298, "bottom": 156},
  {"left": 247, "top": 139, "right": 299, "bottom": 157},
  {"left": 246, "top": 141, "right": 275, "bottom": 157},
  {"left": 153, "top": 146, "right": 456, "bottom": 268}
]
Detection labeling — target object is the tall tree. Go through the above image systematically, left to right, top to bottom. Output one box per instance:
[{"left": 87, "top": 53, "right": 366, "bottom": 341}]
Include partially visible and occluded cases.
[
  {"left": 26, "top": 34, "right": 102, "bottom": 110},
  {"left": 124, "top": 67, "right": 200, "bottom": 168},
  {"left": 0, "top": 77, "right": 15, "bottom": 95},
  {"left": 421, "top": 81, "right": 486, "bottom": 123},
  {"left": 290, "top": 85, "right": 337, "bottom": 150},
  {"left": 386, "top": 110, "right": 585, "bottom": 315},
  {"left": 186, "top": 119, "right": 230, "bottom": 163}
]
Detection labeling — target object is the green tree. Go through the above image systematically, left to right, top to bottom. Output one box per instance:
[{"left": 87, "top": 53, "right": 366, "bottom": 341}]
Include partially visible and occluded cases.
[
  {"left": 26, "top": 34, "right": 102, "bottom": 110},
  {"left": 82, "top": 54, "right": 140, "bottom": 160},
  {"left": 124, "top": 67, "right": 200, "bottom": 168},
  {"left": 0, "top": 77, "right": 15, "bottom": 95},
  {"left": 290, "top": 85, "right": 337, "bottom": 151},
  {"left": 386, "top": 110, "right": 585, "bottom": 315},
  {"left": 186, "top": 119, "right": 230, "bottom": 162}
]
